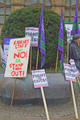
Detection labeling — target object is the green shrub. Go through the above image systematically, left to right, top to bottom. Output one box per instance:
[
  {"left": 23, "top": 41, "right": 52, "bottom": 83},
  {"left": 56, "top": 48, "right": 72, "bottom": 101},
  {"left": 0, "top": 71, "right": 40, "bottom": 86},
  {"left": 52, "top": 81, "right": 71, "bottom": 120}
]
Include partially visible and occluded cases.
[{"left": 1, "top": 7, "right": 67, "bottom": 69}]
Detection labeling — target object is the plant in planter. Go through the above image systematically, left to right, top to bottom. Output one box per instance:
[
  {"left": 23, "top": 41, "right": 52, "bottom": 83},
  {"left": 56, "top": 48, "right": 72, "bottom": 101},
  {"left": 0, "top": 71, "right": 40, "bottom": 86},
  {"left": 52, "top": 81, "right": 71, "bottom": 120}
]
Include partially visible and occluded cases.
[{"left": 1, "top": 7, "right": 67, "bottom": 70}]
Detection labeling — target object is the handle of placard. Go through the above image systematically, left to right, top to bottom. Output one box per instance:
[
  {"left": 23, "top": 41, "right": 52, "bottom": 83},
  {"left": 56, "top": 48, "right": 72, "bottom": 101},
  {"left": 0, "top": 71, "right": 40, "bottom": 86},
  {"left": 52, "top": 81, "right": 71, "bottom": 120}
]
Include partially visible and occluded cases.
[
  {"left": 30, "top": 46, "right": 32, "bottom": 71},
  {"left": 36, "top": 50, "right": 39, "bottom": 70},
  {"left": 55, "top": 50, "right": 59, "bottom": 73},
  {"left": 9, "top": 78, "right": 16, "bottom": 118},
  {"left": 70, "top": 81, "right": 78, "bottom": 119},
  {"left": 41, "top": 87, "right": 50, "bottom": 120}
]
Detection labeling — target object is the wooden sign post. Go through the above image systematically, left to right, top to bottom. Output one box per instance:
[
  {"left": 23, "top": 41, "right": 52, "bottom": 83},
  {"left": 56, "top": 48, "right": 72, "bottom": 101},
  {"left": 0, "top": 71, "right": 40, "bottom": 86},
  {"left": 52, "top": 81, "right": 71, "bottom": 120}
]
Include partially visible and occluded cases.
[
  {"left": 4, "top": 37, "right": 31, "bottom": 118},
  {"left": 30, "top": 46, "right": 32, "bottom": 71},
  {"left": 36, "top": 49, "right": 39, "bottom": 70},
  {"left": 55, "top": 50, "right": 59, "bottom": 73},
  {"left": 64, "top": 63, "right": 78, "bottom": 119},
  {"left": 32, "top": 69, "right": 50, "bottom": 120},
  {"left": 9, "top": 78, "right": 16, "bottom": 117},
  {"left": 70, "top": 81, "right": 78, "bottom": 119},
  {"left": 41, "top": 87, "right": 50, "bottom": 120}
]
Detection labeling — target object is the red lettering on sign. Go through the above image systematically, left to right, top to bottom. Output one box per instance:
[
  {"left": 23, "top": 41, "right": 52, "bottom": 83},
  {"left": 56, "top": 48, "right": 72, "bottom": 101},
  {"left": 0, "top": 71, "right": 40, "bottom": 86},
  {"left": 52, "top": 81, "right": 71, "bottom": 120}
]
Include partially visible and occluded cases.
[
  {"left": 13, "top": 40, "right": 29, "bottom": 49},
  {"left": 14, "top": 52, "right": 27, "bottom": 59},
  {"left": 9, "top": 63, "right": 23, "bottom": 71},
  {"left": 11, "top": 71, "right": 25, "bottom": 76}
]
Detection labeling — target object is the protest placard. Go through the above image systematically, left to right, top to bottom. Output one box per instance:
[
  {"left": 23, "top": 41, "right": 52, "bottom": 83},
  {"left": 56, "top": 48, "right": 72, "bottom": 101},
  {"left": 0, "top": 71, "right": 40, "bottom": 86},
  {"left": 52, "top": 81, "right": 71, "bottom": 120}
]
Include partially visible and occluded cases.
[
  {"left": 25, "top": 27, "right": 39, "bottom": 47},
  {"left": 4, "top": 37, "right": 31, "bottom": 77},
  {"left": 3, "top": 38, "right": 14, "bottom": 65},
  {"left": 70, "top": 59, "right": 80, "bottom": 77},
  {"left": 63, "top": 63, "right": 76, "bottom": 82},
  {"left": 32, "top": 69, "right": 48, "bottom": 88}
]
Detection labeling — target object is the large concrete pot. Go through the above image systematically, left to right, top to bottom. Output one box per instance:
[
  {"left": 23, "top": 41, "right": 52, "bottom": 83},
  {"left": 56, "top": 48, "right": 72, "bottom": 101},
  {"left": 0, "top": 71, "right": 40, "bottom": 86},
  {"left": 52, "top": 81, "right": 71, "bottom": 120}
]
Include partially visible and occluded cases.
[{"left": 0, "top": 68, "right": 79, "bottom": 105}]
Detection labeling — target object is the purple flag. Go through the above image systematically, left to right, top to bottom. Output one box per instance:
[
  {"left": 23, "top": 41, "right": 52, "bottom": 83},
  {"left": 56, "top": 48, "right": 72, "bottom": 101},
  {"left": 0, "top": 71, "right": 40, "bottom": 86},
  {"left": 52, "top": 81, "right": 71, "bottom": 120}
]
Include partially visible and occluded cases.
[
  {"left": 71, "top": 3, "right": 80, "bottom": 35},
  {"left": 37, "top": 7, "right": 46, "bottom": 68},
  {"left": 57, "top": 9, "right": 64, "bottom": 65}
]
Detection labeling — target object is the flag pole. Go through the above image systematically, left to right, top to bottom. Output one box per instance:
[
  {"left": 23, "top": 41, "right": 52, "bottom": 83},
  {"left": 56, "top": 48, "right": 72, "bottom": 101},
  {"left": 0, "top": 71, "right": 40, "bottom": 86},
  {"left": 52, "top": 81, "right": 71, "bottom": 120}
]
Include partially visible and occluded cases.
[
  {"left": 36, "top": 6, "right": 50, "bottom": 120},
  {"left": 67, "top": 43, "right": 69, "bottom": 63},
  {"left": 30, "top": 46, "right": 32, "bottom": 71},
  {"left": 36, "top": 49, "right": 39, "bottom": 70},
  {"left": 55, "top": 50, "right": 59, "bottom": 73},
  {"left": 9, "top": 78, "right": 16, "bottom": 118}
]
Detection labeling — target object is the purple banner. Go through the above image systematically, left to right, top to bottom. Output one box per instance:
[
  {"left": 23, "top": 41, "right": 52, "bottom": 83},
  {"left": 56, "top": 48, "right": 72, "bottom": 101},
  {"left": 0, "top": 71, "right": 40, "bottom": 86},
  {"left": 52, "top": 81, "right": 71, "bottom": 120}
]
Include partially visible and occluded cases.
[{"left": 3, "top": 38, "right": 14, "bottom": 45}]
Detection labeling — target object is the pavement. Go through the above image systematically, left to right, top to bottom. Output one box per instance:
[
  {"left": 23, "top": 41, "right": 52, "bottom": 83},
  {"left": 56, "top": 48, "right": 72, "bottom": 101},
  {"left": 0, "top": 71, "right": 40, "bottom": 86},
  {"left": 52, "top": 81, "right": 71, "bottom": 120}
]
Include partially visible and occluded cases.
[{"left": 0, "top": 87, "right": 80, "bottom": 120}]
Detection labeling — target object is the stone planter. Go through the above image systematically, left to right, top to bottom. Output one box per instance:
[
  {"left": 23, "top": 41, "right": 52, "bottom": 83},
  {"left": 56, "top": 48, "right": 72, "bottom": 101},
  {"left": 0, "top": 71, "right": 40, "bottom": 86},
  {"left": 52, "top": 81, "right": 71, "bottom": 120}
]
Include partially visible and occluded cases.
[{"left": 0, "top": 68, "right": 79, "bottom": 105}]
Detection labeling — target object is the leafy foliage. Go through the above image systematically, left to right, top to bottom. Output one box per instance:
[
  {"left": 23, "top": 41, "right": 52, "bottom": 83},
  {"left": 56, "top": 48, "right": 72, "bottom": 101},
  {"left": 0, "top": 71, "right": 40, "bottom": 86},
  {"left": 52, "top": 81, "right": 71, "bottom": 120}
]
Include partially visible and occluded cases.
[{"left": 1, "top": 7, "right": 67, "bottom": 69}]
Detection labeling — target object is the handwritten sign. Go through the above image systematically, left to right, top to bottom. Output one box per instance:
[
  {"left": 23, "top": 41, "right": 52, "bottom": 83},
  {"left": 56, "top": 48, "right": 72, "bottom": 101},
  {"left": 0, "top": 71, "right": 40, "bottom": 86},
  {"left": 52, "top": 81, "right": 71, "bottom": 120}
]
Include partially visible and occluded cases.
[
  {"left": 25, "top": 27, "right": 39, "bottom": 47},
  {"left": 4, "top": 37, "right": 31, "bottom": 77},
  {"left": 3, "top": 38, "right": 14, "bottom": 64},
  {"left": 70, "top": 59, "right": 80, "bottom": 77},
  {"left": 63, "top": 63, "right": 76, "bottom": 82},
  {"left": 31, "top": 69, "right": 48, "bottom": 88}
]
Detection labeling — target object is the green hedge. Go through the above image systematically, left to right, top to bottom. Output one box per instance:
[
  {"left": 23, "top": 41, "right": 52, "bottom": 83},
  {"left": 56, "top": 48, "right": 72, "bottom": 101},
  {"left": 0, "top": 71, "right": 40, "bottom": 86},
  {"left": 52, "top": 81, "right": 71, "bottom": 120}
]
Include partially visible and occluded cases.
[{"left": 1, "top": 7, "right": 67, "bottom": 69}]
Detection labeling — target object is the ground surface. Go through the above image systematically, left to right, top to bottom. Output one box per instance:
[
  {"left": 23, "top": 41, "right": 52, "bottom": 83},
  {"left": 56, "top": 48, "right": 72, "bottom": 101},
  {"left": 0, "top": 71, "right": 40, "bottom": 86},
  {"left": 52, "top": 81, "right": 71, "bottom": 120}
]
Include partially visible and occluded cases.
[{"left": 0, "top": 88, "right": 80, "bottom": 120}]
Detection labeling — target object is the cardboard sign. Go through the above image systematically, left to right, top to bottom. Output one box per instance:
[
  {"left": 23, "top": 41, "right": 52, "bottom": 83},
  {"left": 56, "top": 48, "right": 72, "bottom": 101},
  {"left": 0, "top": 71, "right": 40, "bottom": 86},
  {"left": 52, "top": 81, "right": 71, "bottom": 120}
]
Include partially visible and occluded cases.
[
  {"left": 25, "top": 27, "right": 39, "bottom": 47},
  {"left": 4, "top": 37, "right": 31, "bottom": 77},
  {"left": 3, "top": 38, "right": 14, "bottom": 64},
  {"left": 1, "top": 46, "right": 6, "bottom": 68},
  {"left": 70, "top": 59, "right": 80, "bottom": 77},
  {"left": 63, "top": 63, "right": 76, "bottom": 82},
  {"left": 32, "top": 69, "right": 48, "bottom": 88}
]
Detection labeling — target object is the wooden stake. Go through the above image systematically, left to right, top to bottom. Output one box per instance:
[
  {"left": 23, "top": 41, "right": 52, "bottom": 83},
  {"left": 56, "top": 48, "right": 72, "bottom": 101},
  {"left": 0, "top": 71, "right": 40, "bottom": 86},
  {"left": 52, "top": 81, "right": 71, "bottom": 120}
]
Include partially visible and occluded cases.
[
  {"left": 67, "top": 43, "right": 69, "bottom": 63},
  {"left": 30, "top": 46, "right": 32, "bottom": 71},
  {"left": 36, "top": 49, "right": 39, "bottom": 70},
  {"left": 55, "top": 50, "right": 59, "bottom": 73},
  {"left": 36, "top": 51, "right": 50, "bottom": 120},
  {"left": 77, "top": 76, "right": 80, "bottom": 87},
  {"left": 9, "top": 78, "right": 16, "bottom": 118},
  {"left": 70, "top": 81, "right": 78, "bottom": 119},
  {"left": 41, "top": 87, "right": 50, "bottom": 120}
]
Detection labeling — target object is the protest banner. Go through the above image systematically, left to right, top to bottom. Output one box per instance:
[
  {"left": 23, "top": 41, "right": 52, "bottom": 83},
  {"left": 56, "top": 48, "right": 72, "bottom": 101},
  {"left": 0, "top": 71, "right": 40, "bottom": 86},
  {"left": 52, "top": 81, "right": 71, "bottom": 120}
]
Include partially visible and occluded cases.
[
  {"left": 55, "top": 9, "right": 64, "bottom": 72},
  {"left": 25, "top": 27, "right": 39, "bottom": 71},
  {"left": 25, "top": 27, "right": 39, "bottom": 47},
  {"left": 4, "top": 37, "right": 31, "bottom": 117},
  {"left": 4, "top": 37, "right": 31, "bottom": 77},
  {"left": 3, "top": 38, "right": 14, "bottom": 66},
  {"left": 1, "top": 46, "right": 6, "bottom": 68},
  {"left": 70, "top": 59, "right": 80, "bottom": 77},
  {"left": 63, "top": 63, "right": 76, "bottom": 82},
  {"left": 64, "top": 63, "right": 78, "bottom": 119},
  {"left": 32, "top": 69, "right": 48, "bottom": 88},
  {"left": 32, "top": 69, "right": 50, "bottom": 120}
]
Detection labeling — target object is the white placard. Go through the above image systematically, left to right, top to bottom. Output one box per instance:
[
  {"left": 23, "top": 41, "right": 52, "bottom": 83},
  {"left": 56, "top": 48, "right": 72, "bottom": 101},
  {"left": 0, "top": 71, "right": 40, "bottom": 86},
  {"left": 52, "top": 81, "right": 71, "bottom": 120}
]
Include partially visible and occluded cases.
[
  {"left": 65, "top": 23, "right": 80, "bottom": 43},
  {"left": 25, "top": 27, "right": 39, "bottom": 47},
  {"left": 4, "top": 37, "right": 31, "bottom": 77},
  {"left": 1, "top": 46, "right": 6, "bottom": 68},
  {"left": 70, "top": 59, "right": 80, "bottom": 77},
  {"left": 64, "top": 63, "right": 76, "bottom": 82},
  {"left": 32, "top": 69, "right": 48, "bottom": 88}
]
